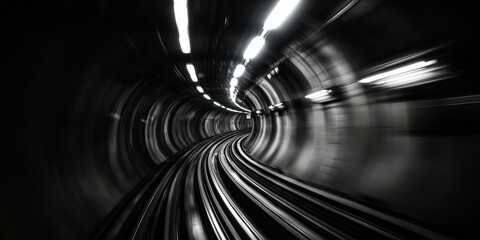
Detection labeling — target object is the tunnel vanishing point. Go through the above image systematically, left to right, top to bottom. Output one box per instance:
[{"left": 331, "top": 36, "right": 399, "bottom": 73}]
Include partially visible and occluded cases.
[{"left": 3, "top": 0, "right": 480, "bottom": 239}]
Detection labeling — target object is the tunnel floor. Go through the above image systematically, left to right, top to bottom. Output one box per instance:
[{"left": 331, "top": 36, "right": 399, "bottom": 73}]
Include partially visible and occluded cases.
[{"left": 90, "top": 130, "right": 450, "bottom": 240}]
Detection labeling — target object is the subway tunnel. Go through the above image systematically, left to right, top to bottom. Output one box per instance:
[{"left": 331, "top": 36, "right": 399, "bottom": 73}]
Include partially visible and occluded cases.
[{"left": 3, "top": 0, "right": 480, "bottom": 239}]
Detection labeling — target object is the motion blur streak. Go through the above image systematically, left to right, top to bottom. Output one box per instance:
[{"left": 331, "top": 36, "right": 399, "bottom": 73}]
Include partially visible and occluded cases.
[
  {"left": 3, "top": 0, "right": 480, "bottom": 239},
  {"left": 91, "top": 131, "right": 450, "bottom": 240}
]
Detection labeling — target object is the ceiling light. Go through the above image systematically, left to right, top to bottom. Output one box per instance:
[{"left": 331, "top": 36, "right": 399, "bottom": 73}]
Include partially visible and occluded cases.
[
  {"left": 173, "top": 0, "right": 191, "bottom": 53},
  {"left": 263, "top": 0, "right": 300, "bottom": 32},
  {"left": 243, "top": 36, "right": 265, "bottom": 60},
  {"left": 359, "top": 60, "right": 437, "bottom": 84},
  {"left": 186, "top": 64, "right": 198, "bottom": 82},
  {"left": 233, "top": 64, "right": 245, "bottom": 77},
  {"left": 230, "top": 78, "right": 238, "bottom": 87},
  {"left": 196, "top": 86, "right": 204, "bottom": 93},
  {"left": 305, "top": 89, "right": 331, "bottom": 102},
  {"left": 203, "top": 94, "right": 211, "bottom": 100},
  {"left": 213, "top": 101, "right": 220, "bottom": 106}
]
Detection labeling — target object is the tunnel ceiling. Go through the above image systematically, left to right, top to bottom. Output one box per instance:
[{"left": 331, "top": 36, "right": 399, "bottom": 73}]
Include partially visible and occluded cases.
[
  {"left": 92, "top": 0, "right": 477, "bottom": 110},
  {"left": 94, "top": 0, "right": 353, "bottom": 109}
]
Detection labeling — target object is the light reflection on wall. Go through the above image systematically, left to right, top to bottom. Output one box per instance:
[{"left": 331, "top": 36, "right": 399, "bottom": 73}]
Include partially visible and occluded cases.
[{"left": 242, "top": 3, "right": 477, "bottom": 235}]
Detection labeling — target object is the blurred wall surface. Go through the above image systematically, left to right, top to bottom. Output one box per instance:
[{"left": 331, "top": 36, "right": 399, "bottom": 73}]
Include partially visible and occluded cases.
[
  {"left": 3, "top": 0, "right": 479, "bottom": 239},
  {"left": 244, "top": 0, "right": 480, "bottom": 237},
  {"left": 2, "top": 1, "right": 249, "bottom": 239}
]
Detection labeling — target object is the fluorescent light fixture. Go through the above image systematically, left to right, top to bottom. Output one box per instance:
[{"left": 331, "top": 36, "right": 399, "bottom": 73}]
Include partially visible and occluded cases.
[
  {"left": 174, "top": 0, "right": 191, "bottom": 53},
  {"left": 263, "top": 0, "right": 300, "bottom": 31},
  {"left": 179, "top": 34, "right": 191, "bottom": 54},
  {"left": 243, "top": 36, "right": 265, "bottom": 59},
  {"left": 359, "top": 60, "right": 437, "bottom": 83},
  {"left": 186, "top": 64, "right": 198, "bottom": 82},
  {"left": 233, "top": 64, "right": 245, "bottom": 77},
  {"left": 275, "top": 67, "right": 279, "bottom": 73},
  {"left": 376, "top": 67, "right": 437, "bottom": 87},
  {"left": 267, "top": 73, "right": 271, "bottom": 79},
  {"left": 230, "top": 78, "right": 238, "bottom": 87},
  {"left": 196, "top": 86, "right": 204, "bottom": 93},
  {"left": 305, "top": 89, "right": 330, "bottom": 102},
  {"left": 203, "top": 94, "right": 211, "bottom": 100},
  {"left": 213, "top": 101, "right": 220, "bottom": 106},
  {"left": 269, "top": 102, "right": 285, "bottom": 110}
]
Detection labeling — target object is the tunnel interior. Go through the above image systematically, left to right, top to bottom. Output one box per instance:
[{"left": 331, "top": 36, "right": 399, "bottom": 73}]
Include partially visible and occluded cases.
[{"left": 3, "top": 0, "right": 480, "bottom": 239}]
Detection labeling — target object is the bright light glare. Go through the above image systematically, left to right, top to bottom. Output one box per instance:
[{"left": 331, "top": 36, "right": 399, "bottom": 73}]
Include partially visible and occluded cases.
[
  {"left": 174, "top": 0, "right": 191, "bottom": 53},
  {"left": 263, "top": 0, "right": 300, "bottom": 31},
  {"left": 243, "top": 36, "right": 265, "bottom": 59},
  {"left": 179, "top": 37, "right": 191, "bottom": 53},
  {"left": 359, "top": 60, "right": 437, "bottom": 83},
  {"left": 186, "top": 64, "right": 198, "bottom": 82},
  {"left": 233, "top": 64, "right": 245, "bottom": 77},
  {"left": 377, "top": 67, "right": 437, "bottom": 87},
  {"left": 230, "top": 78, "right": 238, "bottom": 87},
  {"left": 196, "top": 86, "right": 204, "bottom": 93},
  {"left": 230, "top": 86, "right": 236, "bottom": 94},
  {"left": 305, "top": 89, "right": 330, "bottom": 101},
  {"left": 203, "top": 94, "right": 211, "bottom": 100},
  {"left": 213, "top": 101, "right": 220, "bottom": 106},
  {"left": 234, "top": 101, "right": 251, "bottom": 112},
  {"left": 226, "top": 107, "right": 248, "bottom": 114},
  {"left": 226, "top": 108, "right": 239, "bottom": 113}
]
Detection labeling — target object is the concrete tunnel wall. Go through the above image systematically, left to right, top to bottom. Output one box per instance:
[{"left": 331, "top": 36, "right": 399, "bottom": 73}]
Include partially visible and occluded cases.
[
  {"left": 3, "top": 0, "right": 480, "bottom": 239},
  {"left": 242, "top": 1, "right": 480, "bottom": 236},
  {"left": 2, "top": 8, "right": 250, "bottom": 238}
]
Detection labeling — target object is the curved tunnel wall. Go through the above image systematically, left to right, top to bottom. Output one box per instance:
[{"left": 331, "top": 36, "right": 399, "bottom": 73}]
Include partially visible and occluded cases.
[
  {"left": 3, "top": 0, "right": 479, "bottom": 239},
  {"left": 243, "top": 0, "right": 480, "bottom": 236},
  {"left": 3, "top": 4, "right": 250, "bottom": 238}
]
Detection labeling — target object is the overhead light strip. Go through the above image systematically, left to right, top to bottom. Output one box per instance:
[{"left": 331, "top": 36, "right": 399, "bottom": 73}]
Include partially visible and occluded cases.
[
  {"left": 173, "top": 0, "right": 191, "bottom": 53},
  {"left": 228, "top": 0, "right": 300, "bottom": 112},
  {"left": 263, "top": 0, "right": 301, "bottom": 32},
  {"left": 174, "top": 1, "right": 247, "bottom": 113},
  {"left": 243, "top": 36, "right": 265, "bottom": 60},
  {"left": 359, "top": 60, "right": 437, "bottom": 84},
  {"left": 186, "top": 64, "right": 198, "bottom": 82},
  {"left": 233, "top": 64, "right": 245, "bottom": 78}
]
